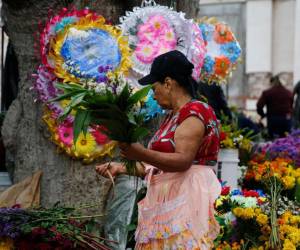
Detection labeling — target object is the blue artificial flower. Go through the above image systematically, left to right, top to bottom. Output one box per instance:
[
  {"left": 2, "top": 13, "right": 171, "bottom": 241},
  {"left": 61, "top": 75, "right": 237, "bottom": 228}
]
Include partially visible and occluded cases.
[
  {"left": 199, "top": 23, "right": 214, "bottom": 42},
  {"left": 60, "top": 28, "right": 121, "bottom": 80},
  {"left": 220, "top": 42, "right": 241, "bottom": 63},
  {"left": 202, "top": 56, "right": 215, "bottom": 73},
  {"left": 142, "top": 90, "right": 165, "bottom": 121},
  {"left": 231, "top": 189, "right": 243, "bottom": 196},
  {"left": 255, "top": 189, "right": 266, "bottom": 197}
]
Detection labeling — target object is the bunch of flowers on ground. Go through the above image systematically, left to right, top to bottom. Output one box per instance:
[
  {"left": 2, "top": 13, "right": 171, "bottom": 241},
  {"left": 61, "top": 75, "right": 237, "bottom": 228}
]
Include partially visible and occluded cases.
[{"left": 0, "top": 205, "right": 112, "bottom": 250}]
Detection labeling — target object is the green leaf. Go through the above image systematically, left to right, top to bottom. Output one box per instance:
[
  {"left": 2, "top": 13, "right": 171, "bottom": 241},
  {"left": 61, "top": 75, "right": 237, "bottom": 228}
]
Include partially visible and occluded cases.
[
  {"left": 55, "top": 82, "right": 84, "bottom": 91},
  {"left": 116, "top": 84, "right": 131, "bottom": 110},
  {"left": 128, "top": 85, "right": 151, "bottom": 107},
  {"left": 48, "top": 90, "right": 83, "bottom": 103},
  {"left": 69, "top": 92, "right": 87, "bottom": 107},
  {"left": 73, "top": 109, "right": 90, "bottom": 144},
  {"left": 82, "top": 111, "right": 91, "bottom": 137},
  {"left": 127, "top": 112, "right": 137, "bottom": 125},
  {"left": 91, "top": 117, "right": 128, "bottom": 142},
  {"left": 130, "top": 127, "right": 149, "bottom": 142},
  {"left": 126, "top": 223, "right": 137, "bottom": 231}
]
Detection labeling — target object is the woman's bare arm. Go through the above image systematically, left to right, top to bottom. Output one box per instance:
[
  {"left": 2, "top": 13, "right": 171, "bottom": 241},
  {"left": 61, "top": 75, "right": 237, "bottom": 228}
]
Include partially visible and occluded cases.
[{"left": 120, "top": 116, "right": 205, "bottom": 172}]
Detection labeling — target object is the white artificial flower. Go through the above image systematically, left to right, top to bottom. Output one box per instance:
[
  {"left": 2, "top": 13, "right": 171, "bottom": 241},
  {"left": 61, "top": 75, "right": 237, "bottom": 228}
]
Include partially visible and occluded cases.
[
  {"left": 68, "top": 27, "right": 89, "bottom": 39},
  {"left": 94, "top": 83, "right": 107, "bottom": 94},
  {"left": 230, "top": 196, "right": 258, "bottom": 208}
]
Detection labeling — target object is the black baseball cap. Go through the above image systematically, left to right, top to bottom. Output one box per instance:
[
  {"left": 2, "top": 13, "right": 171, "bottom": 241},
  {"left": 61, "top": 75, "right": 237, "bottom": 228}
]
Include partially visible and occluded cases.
[{"left": 138, "top": 50, "right": 194, "bottom": 85}]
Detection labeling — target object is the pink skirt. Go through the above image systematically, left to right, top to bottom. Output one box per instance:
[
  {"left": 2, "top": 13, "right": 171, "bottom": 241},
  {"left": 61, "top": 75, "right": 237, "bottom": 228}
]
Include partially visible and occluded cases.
[{"left": 135, "top": 165, "right": 221, "bottom": 250}]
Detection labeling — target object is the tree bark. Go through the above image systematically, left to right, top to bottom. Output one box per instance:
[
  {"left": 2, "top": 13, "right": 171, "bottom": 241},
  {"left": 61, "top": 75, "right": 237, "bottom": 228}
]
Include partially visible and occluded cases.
[
  {"left": 1, "top": 0, "right": 199, "bottom": 211},
  {"left": 177, "top": 0, "right": 200, "bottom": 18}
]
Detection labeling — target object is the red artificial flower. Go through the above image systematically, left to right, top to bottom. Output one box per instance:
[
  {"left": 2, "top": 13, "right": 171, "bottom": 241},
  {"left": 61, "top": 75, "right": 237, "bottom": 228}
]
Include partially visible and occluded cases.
[
  {"left": 91, "top": 126, "right": 109, "bottom": 144},
  {"left": 220, "top": 131, "right": 227, "bottom": 141},
  {"left": 221, "top": 186, "right": 230, "bottom": 195},
  {"left": 243, "top": 189, "right": 259, "bottom": 197},
  {"left": 12, "top": 203, "right": 21, "bottom": 208}
]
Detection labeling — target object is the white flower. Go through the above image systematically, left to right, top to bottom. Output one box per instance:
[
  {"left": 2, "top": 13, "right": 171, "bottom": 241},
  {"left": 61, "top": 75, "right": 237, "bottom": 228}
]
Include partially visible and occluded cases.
[
  {"left": 68, "top": 27, "right": 89, "bottom": 39},
  {"left": 94, "top": 83, "right": 107, "bottom": 94},
  {"left": 230, "top": 195, "right": 258, "bottom": 208}
]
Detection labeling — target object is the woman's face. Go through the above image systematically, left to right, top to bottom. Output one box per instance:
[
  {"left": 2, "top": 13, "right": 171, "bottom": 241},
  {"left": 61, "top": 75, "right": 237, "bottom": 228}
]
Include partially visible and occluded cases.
[{"left": 152, "top": 80, "right": 171, "bottom": 109}]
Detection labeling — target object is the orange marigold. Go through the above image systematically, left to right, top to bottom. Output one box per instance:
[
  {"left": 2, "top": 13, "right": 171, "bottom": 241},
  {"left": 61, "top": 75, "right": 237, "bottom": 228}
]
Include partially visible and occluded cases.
[
  {"left": 214, "top": 23, "right": 234, "bottom": 44},
  {"left": 214, "top": 56, "right": 231, "bottom": 77}
]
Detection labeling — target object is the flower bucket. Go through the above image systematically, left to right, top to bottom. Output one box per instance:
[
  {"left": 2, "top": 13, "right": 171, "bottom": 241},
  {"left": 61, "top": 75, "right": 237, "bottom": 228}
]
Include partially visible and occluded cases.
[{"left": 217, "top": 148, "right": 239, "bottom": 189}]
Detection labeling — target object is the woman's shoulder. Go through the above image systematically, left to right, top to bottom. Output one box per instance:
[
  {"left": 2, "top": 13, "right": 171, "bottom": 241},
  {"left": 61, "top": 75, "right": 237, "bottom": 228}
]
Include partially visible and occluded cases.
[{"left": 178, "top": 100, "right": 217, "bottom": 124}]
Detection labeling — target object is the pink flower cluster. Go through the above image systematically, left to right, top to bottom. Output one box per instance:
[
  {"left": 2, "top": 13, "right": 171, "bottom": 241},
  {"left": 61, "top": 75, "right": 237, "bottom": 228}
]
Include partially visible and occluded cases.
[{"left": 135, "top": 15, "right": 177, "bottom": 64}]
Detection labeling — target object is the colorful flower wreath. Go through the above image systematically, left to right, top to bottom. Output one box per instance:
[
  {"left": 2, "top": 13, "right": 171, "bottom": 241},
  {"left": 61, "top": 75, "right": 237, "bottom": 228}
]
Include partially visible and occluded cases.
[
  {"left": 120, "top": 5, "right": 206, "bottom": 79},
  {"left": 34, "top": 8, "right": 132, "bottom": 162},
  {"left": 198, "top": 17, "right": 242, "bottom": 84}
]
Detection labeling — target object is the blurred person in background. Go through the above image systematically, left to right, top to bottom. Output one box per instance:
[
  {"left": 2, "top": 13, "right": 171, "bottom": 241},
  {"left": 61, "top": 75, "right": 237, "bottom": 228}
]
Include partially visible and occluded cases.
[
  {"left": 257, "top": 75, "right": 293, "bottom": 139},
  {"left": 292, "top": 80, "right": 300, "bottom": 128},
  {"left": 198, "top": 81, "right": 232, "bottom": 121}
]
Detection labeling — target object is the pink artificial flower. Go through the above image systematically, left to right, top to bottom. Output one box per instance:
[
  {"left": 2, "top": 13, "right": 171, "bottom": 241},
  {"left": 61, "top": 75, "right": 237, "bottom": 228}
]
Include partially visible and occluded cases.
[
  {"left": 147, "top": 15, "right": 170, "bottom": 36},
  {"left": 137, "top": 23, "right": 156, "bottom": 43},
  {"left": 162, "top": 28, "right": 177, "bottom": 47},
  {"left": 156, "top": 41, "right": 175, "bottom": 57},
  {"left": 135, "top": 42, "right": 158, "bottom": 64},
  {"left": 57, "top": 124, "right": 73, "bottom": 147}
]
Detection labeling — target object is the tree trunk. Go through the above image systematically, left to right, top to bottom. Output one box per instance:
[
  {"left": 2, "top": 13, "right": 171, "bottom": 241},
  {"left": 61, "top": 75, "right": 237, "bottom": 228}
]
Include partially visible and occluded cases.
[
  {"left": 1, "top": 0, "right": 199, "bottom": 210},
  {"left": 177, "top": 0, "right": 200, "bottom": 18}
]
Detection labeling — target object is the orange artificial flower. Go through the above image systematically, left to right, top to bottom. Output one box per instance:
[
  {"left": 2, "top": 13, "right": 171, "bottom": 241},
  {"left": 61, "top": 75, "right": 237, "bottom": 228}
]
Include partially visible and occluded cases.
[
  {"left": 214, "top": 23, "right": 234, "bottom": 44},
  {"left": 214, "top": 56, "right": 231, "bottom": 77}
]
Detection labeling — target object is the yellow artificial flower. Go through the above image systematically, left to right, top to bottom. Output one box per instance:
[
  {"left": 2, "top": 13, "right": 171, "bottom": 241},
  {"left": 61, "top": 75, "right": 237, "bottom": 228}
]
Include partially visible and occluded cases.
[
  {"left": 74, "top": 132, "right": 96, "bottom": 156},
  {"left": 295, "top": 168, "right": 300, "bottom": 178},
  {"left": 282, "top": 176, "right": 296, "bottom": 189},
  {"left": 233, "top": 207, "right": 243, "bottom": 217},
  {"left": 242, "top": 207, "right": 255, "bottom": 219},
  {"left": 256, "top": 214, "right": 269, "bottom": 226},
  {"left": 290, "top": 215, "right": 300, "bottom": 225},
  {"left": 288, "top": 230, "right": 300, "bottom": 245},
  {"left": 283, "top": 239, "right": 296, "bottom": 250}
]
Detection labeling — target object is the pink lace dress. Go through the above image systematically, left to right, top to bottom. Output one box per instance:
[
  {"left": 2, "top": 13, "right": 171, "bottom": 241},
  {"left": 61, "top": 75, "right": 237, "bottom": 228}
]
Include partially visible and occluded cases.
[{"left": 135, "top": 100, "right": 221, "bottom": 250}]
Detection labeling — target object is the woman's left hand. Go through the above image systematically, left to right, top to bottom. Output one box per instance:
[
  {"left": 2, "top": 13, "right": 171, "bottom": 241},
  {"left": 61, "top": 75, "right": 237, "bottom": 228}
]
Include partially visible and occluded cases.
[{"left": 119, "top": 142, "right": 146, "bottom": 161}]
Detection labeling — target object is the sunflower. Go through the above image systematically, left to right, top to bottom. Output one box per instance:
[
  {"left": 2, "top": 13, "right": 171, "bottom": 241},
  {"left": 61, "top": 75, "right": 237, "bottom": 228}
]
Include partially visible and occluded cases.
[{"left": 74, "top": 132, "right": 96, "bottom": 156}]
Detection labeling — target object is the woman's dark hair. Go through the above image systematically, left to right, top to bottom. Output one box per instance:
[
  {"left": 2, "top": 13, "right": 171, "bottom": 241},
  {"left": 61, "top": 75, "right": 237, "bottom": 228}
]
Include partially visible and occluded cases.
[{"left": 158, "top": 73, "right": 199, "bottom": 99}]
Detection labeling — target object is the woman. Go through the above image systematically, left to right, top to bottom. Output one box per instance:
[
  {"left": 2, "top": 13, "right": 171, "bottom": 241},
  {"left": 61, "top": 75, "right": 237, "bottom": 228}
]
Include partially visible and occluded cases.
[{"left": 96, "top": 50, "right": 221, "bottom": 249}]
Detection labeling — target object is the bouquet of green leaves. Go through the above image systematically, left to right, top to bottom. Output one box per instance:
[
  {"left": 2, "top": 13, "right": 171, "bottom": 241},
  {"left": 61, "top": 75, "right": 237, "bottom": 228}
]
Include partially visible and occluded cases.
[{"left": 51, "top": 72, "right": 151, "bottom": 174}]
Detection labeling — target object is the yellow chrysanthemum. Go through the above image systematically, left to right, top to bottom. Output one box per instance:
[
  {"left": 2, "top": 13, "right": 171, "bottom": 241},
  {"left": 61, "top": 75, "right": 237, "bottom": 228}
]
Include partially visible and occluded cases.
[
  {"left": 74, "top": 132, "right": 96, "bottom": 156},
  {"left": 282, "top": 176, "right": 296, "bottom": 189},
  {"left": 233, "top": 207, "right": 243, "bottom": 217},
  {"left": 256, "top": 213, "right": 269, "bottom": 226},
  {"left": 290, "top": 215, "right": 300, "bottom": 225},
  {"left": 288, "top": 230, "right": 300, "bottom": 245},
  {"left": 283, "top": 239, "right": 296, "bottom": 250}
]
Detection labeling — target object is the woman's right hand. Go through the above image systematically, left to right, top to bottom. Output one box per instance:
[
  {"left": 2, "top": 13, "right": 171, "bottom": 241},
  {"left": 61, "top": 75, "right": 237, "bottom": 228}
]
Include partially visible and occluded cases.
[{"left": 95, "top": 162, "right": 125, "bottom": 179}]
